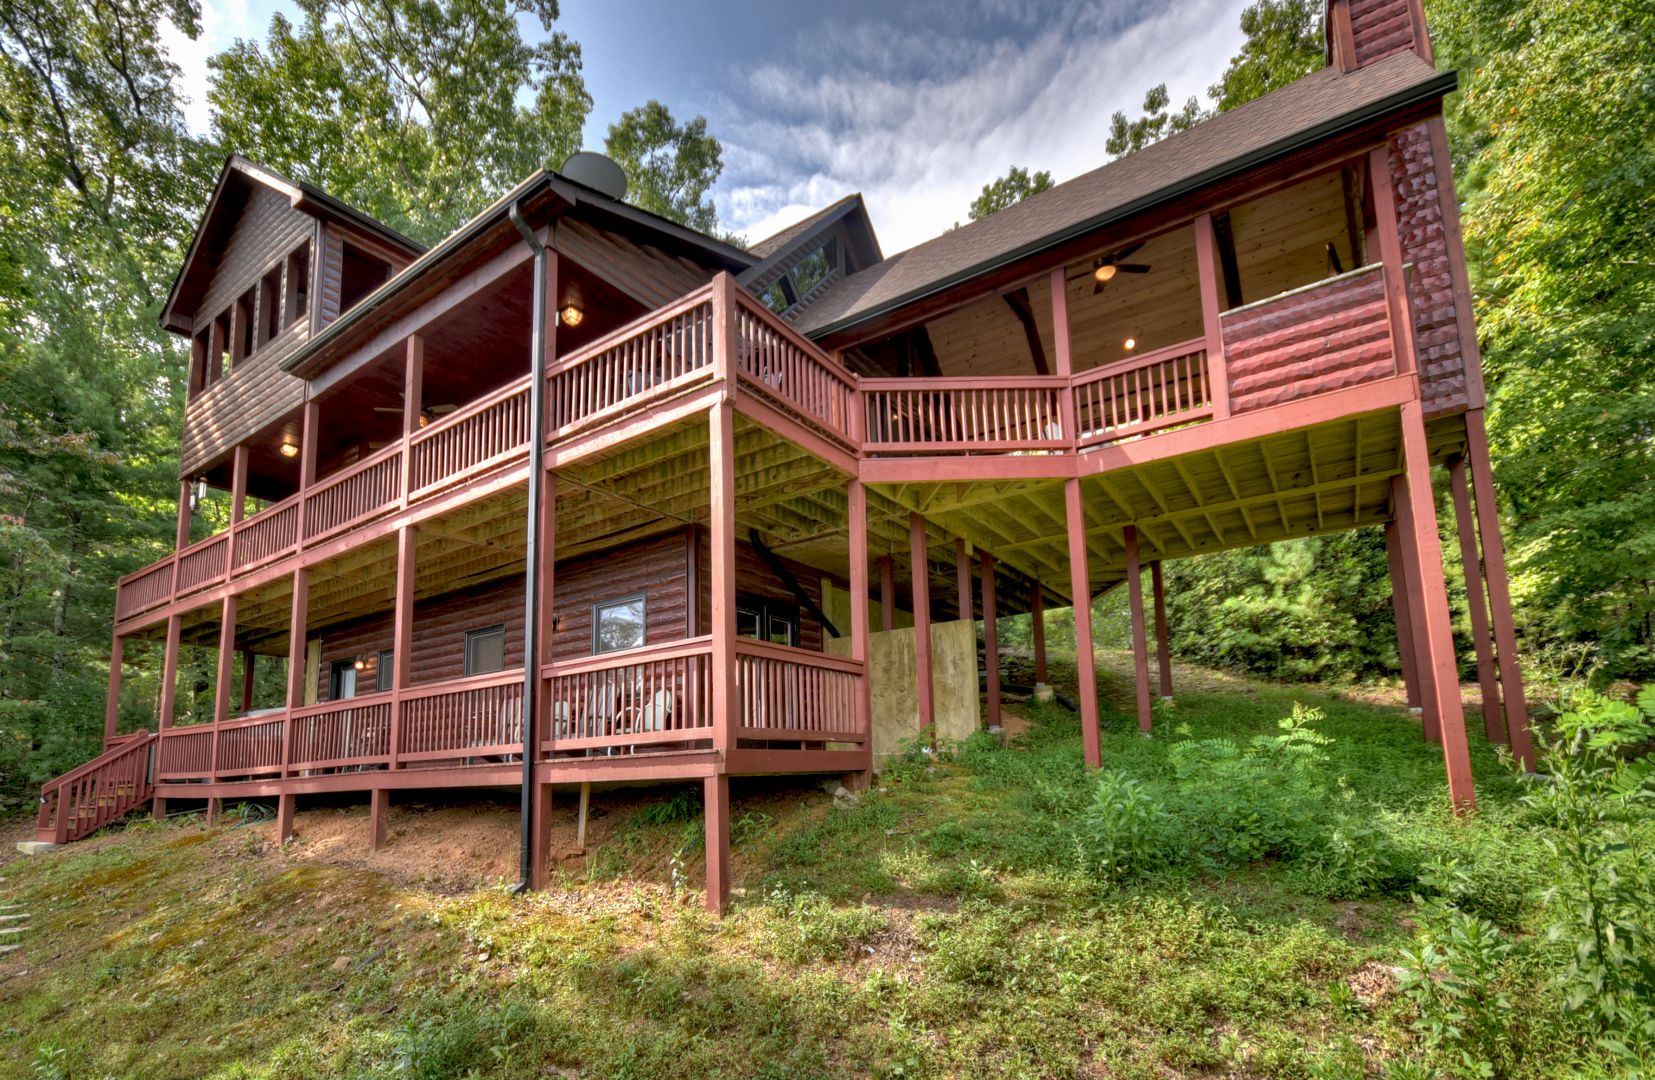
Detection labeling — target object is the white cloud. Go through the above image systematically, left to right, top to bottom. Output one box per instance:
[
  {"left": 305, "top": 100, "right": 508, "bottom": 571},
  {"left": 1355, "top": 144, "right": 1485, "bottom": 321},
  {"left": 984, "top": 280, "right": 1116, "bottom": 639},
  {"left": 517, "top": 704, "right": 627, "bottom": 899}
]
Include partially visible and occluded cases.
[{"left": 714, "top": 0, "right": 1252, "bottom": 253}]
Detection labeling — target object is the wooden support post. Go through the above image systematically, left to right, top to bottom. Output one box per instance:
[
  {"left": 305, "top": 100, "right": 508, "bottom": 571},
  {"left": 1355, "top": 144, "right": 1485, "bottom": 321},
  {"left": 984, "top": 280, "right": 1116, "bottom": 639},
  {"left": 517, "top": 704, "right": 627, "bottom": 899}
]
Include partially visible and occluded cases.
[
  {"left": 1370, "top": 146, "right": 1420, "bottom": 379},
  {"left": 1193, "top": 214, "right": 1232, "bottom": 420},
  {"left": 1050, "top": 269, "right": 1077, "bottom": 442},
  {"left": 401, "top": 335, "right": 424, "bottom": 503},
  {"left": 296, "top": 398, "right": 318, "bottom": 540},
  {"left": 1398, "top": 402, "right": 1476, "bottom": 810},
  {"left": 710, "top": 403, "right": 737, "bottom": 753},
  {"left": 1464, "top": 408, "right": 1533, "bottom": 769},
  {"left": 229, "top": 443, "right": 249, "bottom": 525},
  {"left": 1449, "top": 456, "right": 1503, "bottom": 742},
  {"left": 1392, "top": 473, "right": 1442, "bottom": 742},
  {"left": 848, "top": 479, "right": 872, "bottom": 782},
  {"left": 1064, "top": 479, "right": 1101, "bottom": 767},
  {"left": 176, "top": 480, "right": 192, "bottom": 551},
  {"left": 909, "top": 512, "right": 935, "bottom": 741},
  {"left": 1384, "top": 523, "right": 1423, "bottom": 709},
  {"left": 390, "top": 526, "right": 416, "bottom": 769},
  {"left": 1124, "top": 527, "right": 1153, "bottom": 733},
  {"left": 955, "top": 538, "right": 972, "bottom": 620},
  {"left": 980, "top": 551, "right": 1000, "bottom": 729},
  {"left": 878, "top": 556, "right": 895, "bottom": 632},
  {"left": 1151, "top": 561, "right": 1173, "bottom": 699},
  {"left": 284, "top": 567, "right": 308, "bottom": 775},
  {"left": 1031, "top": 582, "right": 1048, "bottom": 687},
  {"left": 213, "top": 594, "right": 238, "bottom": 775},
  {"left": 159, "top": 614, "right": 181, "bottom": 730},
  {"left": 104, "top": 634, "right": 124, "bottom": 743},
  {"left": 240, "top": 650, "right": 255, "bottom": 713},
  {"left": 703, "top": 774, "right": 730, "bottom": 915},
  {"left": 530, "top": 782, "right": 553, "bottom": 889},
  {"left": 577, "top": 782, "right": 591, "bottom": 850},
  {"left": 369, "top": 789, "right": 389, "bottom": 851},
  {"left": 275, "top": 793, "right": 294, "bottom": 842},
  {"left": 206, "top": 797, "right": 221, "bottom": 827}
]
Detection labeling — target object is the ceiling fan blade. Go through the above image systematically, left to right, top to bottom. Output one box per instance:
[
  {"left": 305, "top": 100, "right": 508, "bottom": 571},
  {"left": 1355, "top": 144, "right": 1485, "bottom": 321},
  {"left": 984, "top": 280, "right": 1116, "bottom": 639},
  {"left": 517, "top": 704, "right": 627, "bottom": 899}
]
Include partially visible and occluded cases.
[
  {"left": 1112, "top": 241, "right": 1145, "bottom": 260},
  {"left": 1116, "top": 264, "right": 1152, "bottom": 274},
  {"left": 1093, "top": 280, "right": 1107, "bottom": 295},
  {"left": 428, "top": 403, "right": 458, "bottom": 415},
  {"left": 372, "top": 406, "right": 402, "bottom": 413}
]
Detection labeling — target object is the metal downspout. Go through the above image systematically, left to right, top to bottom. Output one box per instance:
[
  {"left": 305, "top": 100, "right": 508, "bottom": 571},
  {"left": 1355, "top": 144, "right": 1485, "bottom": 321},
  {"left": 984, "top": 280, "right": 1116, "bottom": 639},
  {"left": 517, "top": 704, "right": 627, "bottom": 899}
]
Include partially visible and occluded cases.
[{"left": 509, "top": 199, "right": 548, "bottom": 894}]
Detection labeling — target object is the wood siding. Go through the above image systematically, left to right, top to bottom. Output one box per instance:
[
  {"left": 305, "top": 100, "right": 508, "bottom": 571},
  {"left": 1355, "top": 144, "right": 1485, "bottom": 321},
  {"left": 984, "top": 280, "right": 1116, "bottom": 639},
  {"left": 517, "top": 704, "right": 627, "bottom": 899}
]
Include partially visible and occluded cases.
[
  {"left": 1348, "top": 0, "right": 1419, "bottom": 68},
  {"left": 1387, "top": 122, "right": 1469, "bottom": 418},
  {"left": 555, "top": 219, "right": 717, "bottom": 310}
]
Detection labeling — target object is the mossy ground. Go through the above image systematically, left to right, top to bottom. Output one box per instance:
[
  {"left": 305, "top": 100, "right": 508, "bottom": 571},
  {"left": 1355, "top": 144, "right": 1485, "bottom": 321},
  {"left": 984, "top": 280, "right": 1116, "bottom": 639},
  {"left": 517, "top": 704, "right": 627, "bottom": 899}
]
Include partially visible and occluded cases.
[{"left": 0, "top": 659, "right": 1564, "bottom": 1079}]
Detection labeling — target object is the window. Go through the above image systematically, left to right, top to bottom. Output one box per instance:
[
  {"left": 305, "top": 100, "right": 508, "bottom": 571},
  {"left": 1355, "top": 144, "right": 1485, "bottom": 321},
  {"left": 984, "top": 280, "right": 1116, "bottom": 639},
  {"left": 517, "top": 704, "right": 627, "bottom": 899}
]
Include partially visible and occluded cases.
[
  {"left": 339, "top": 242, "right": 393, "bottom": 312},
  {"left": 285, "top": 245, "right": 310, "bottom": 329},
  {"left": 259, "top": 265, "right": 281, "bottom": 346},
  {"left": 236, "top": 287, "right": 256, "bottom": 363},
  {"left": 190, "top": 328, "right": 209, "bottom": 397},
  {"left": 593, "top": 595, "right": 646, "bottom": 654},
  {"left": 735, "top": 595, "right": 797, "bottom": 647},
  {"left": 464, "top": 625, "right": 506, "bottom": 676},
  {"left": 376, "top": 649, "right": 394, "bottom": 692},
  {"left": 328, "top": 658, "right": 357, "bottom": 701}
]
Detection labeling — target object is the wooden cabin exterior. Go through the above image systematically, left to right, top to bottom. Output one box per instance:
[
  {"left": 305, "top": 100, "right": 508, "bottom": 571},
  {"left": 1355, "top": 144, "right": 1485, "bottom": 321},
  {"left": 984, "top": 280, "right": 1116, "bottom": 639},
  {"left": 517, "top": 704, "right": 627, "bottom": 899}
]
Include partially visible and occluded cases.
[{"left": 39, "top": 0, "right": 1529, "bottom": 914}]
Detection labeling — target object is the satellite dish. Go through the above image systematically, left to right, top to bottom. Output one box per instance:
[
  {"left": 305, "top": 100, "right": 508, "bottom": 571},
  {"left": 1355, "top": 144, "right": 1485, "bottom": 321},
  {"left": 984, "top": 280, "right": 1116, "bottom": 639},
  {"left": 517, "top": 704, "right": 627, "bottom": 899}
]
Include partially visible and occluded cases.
[{"left": 560, "top": 152, "right": 627, "bottom": 200}]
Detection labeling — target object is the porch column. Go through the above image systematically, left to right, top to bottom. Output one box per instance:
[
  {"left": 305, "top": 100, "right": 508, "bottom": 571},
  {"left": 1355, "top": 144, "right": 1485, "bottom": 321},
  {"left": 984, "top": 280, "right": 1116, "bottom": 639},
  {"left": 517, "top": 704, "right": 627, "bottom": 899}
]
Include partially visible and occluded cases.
[
  {"left": 1193, "top": 214, "right": 1232, "bottom": 420},
  {"left": 1049, "top": 268, "right": 1077, "bottom": 441},
  {"left": 400, "top": 334, "right": 424, "bottom": 503},
  {"left": 296, "top": 398, "right": 319, "bottom": 540},
  {"left": 1397, "top": 400, "right": 1476, "bottom": 810},
  {"left": 709, "top": 401, "right": 737, "bottom": 754},
  {"left": 1464, "top": 408, "right": 1534, "bottom": 768},
  {"left": 230, "top": 443, "right": 249, "bottom": 525},
  {"left": 1449, "top": 456, "right": 1503, "bottom": 742},
  {"left": 1392, "top": 468, "right": 1442, "bottom": 743},
  {"left": 848, "top": 479, "right": 872, "bottom": 781},
  {"left": 1063, "top": 479, "right": 1101, "bottom": 767},
  {"left": 175, "top": 480, "right": 192, "bottom": 551},
  {"left": 909, "top": 513, "right": 935, "bottom": 740},
  {"left": 1383, "top": 522, "right": 1423, "bottom": 710},
  {"left": 390, "top": 525, "right": 416, "bottom": 770},
  {"left": 1124, "top": 527, "right": 1153, "bottom": 732},
  {"left": 955, "top": 538, "right": 972, "bottom": 620},
  {"left": 980, "top": 551, "right": 1000, "bottom": 729},
  {"left": 878, "top": 556, "right": 895, "bottom": 632},
  {"left": 1151, "top": 561, "right": 1173, "bottom": 699},
  {"left": 284, "top": 567, "right": 308, "bottom": 776},
  {"left": 1031, "top": 582, "right": 1048, "bottom": 688},
  {"left": 212, "top": 594, "right": 238, "bottom": 777},
  {"left": 158, "top": 613, "right": 182, "bottom": 730},
  {"left": 104, "top": 635, "right": 124, "bottom": 743},
  {"left": 239, "top": 649, "right": 255, "bottom": 713},
  {"left": 704, "top": 774, "right": 731, "bottom": 915},
  {"left": 370, "top": 789, "right": 390, "bottom": 852}
]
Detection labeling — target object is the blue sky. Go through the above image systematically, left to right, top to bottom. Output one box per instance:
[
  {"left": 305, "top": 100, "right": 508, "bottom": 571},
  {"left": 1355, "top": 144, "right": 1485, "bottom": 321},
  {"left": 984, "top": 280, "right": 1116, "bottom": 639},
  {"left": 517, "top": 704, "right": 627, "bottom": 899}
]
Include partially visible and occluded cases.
[{"left": 163, "top": 0, "right": 1253, "bottom": 253}]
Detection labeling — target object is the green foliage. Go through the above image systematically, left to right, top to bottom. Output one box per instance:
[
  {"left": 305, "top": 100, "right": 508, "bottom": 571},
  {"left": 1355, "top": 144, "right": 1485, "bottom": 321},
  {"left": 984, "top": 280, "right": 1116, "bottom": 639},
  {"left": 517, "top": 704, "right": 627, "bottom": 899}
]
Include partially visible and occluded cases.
[
  {"left": 1105, "top": 83, "right": 1203, "bottom": 157},
  {"left": 604, "top": 99, "right": 724, "bottom": 232},
  {"left": 966, "top": 165, "right": 1053, "bottom": 221},
  {"left": 1080, "top": 770, "right": 1170, "bottom": 881},
  {"left": 633, "top": 787, "right": 701, "bottom": 826},
  {"left": 753, "top": 887, "right": 886, "bottom": 963}
]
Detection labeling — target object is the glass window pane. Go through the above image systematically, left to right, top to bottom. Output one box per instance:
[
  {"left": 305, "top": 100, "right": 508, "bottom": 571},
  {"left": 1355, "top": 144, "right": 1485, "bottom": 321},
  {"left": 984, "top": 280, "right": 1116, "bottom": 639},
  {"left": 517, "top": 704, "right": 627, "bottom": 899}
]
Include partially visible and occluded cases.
[
  {"left": 594, "top": 596, "right": 646, "bottom": 654},
  {"left": 465, "top": 626, "right": 505, "bottom": 675},
  {"left": 376, "top": 649, "right": 394, "bottom": 692}
]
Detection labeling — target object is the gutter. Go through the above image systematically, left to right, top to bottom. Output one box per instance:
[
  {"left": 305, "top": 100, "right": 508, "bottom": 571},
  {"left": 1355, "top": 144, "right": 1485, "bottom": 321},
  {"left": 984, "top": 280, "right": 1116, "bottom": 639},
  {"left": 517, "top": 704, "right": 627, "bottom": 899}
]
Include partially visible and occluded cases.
[
  {"left": 804, "top": 69, "right": 1458, "bottom": 341},
  {"left": 508, "top": 199, "right": 550, "bottom": 895}
]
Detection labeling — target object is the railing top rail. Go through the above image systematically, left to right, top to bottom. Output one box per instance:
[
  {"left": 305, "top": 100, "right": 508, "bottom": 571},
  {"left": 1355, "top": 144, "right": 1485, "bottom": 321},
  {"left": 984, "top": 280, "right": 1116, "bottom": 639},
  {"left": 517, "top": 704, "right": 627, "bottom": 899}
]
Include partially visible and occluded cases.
[
  {"left": 1218, "top": 261, "right": 1384, "bottom": 318},
  {"left": 545, "top": 283, "right": 718, "bottom": 379},
  {"left": 732, "top": 290, "right": 858, "bottom": 389},
  {"left": 1072, "top": 337, "right": 1208, "bottom": 385},
  {"left": 407, "top": 374, "right": 532, "bottom": 446},
  {"left": 859, "top": 374, "right": 1070, "bottom": 391},
  {"left": 308, "top": 439, "right": 403, "bottom": 493},
  {"left": 233, "top": 491, "right": 301, "bottom": 531},
  {"left": 116, "top": 552, "right": 176, "bottom": 587},
  {"left": 544, "top": 635, "right": 714, "bottom": 677},
  {"left": 733, "top": 638, "right": 865, "bottom": 672},
  {"left": 398, "top": 667, "right": 525, "bottom": 699},
  {"left": 290, "top": 689, "right": 395, "bottom": 719},
  {"left": 216, "top": 711, "right": 287, "bottom": 731},
  {"left": 39, "top": 731, "right": 154, "bottom": 794}
]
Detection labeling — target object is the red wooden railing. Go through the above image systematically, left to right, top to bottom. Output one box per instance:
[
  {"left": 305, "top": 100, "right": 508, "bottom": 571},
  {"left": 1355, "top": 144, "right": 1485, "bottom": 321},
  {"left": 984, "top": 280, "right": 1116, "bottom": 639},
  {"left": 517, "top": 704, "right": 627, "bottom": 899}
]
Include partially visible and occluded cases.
[
  {"left": 548, "top": 289, "right": 716, "bottom": 438},
  {"left": 733, "top": 292, "right": 857, "bottom": 444},
  {"left": 1072, "top": 338, "right": 1212, "bottom": 447},
  {"left": 861, "top": 377, "right": 1070, "bottom": 452},
  {"left": 408, "top": 381, "right": 531, "bottom": 497},
  {"left": 303, "top": 447, "right": 402, "bottom": 541},
  {"left": 231, "top": 496, "right": 300, "bottom": 571},
  {"left": 175, "top": 532, "right": 229, "bottom": 594},
  {"left": 116, "top": 559, "right": 175, "bottom": 620},
  {"left": 543, "top": 637, "right": 714, "bottom": 754},
  {"left": 734, "top": 640, "right": 866, "bottom": 744},
  {"left": 399, "top": 671, "right": 524, "bottom": 764},
  {"left": 288, "top": 695, "right": 392, "bottom": 772},
  {"left": 213, "top": 713, "right": 286, "bottom": 777},
  {"left": 156, "top": 727, "right": 214, "bottom": 780},
  {"left": 36, "top": 731, "right": 155, "bottom": 843}
]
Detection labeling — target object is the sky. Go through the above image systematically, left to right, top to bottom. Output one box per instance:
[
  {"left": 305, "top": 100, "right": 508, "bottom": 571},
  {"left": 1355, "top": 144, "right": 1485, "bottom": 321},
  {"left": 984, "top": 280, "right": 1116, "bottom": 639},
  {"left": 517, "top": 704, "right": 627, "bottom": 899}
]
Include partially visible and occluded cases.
[{"left": 162, "top": 0, "right": 1254, "bottom": 255}]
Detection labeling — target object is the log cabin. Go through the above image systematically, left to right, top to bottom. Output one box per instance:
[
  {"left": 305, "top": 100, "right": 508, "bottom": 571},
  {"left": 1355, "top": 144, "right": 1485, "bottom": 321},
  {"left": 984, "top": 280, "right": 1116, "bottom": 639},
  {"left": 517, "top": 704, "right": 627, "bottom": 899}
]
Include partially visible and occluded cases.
[{"left": 36, "top": 0, "right": 1531, "bottom": 914}]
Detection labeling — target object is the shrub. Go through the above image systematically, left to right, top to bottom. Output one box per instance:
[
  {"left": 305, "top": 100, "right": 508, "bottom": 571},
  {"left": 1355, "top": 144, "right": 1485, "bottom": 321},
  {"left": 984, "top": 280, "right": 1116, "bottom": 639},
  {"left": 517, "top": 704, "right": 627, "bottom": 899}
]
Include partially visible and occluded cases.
[
  {"left": 1079, "top": 771, "right": 1171, "bottom": 882},
  {"left": 753, "top": 888, "right": 886, "bottom": 963}
]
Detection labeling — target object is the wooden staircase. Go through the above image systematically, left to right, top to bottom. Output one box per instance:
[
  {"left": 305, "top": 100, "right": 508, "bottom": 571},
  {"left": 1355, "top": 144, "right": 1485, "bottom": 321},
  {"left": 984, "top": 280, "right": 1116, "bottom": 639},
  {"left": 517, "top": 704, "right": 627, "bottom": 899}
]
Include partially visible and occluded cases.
[{"left": 35, "top": 733, "right": 157, "bottom": 844}]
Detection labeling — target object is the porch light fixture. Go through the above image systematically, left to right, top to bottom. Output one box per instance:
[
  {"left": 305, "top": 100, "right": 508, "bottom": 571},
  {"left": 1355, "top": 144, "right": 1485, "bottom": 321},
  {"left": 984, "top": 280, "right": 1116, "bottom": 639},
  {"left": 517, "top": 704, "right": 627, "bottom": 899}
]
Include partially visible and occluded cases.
[
  {"left": 1093, "top": 263, "right": 1117, "bottom": 284},
  {"left": 559, "top": 303, "right": 584, "bottom": 328},
  {"left": 1122, "top": 333, "right": 1138, "bottom": 351},
  {"left": 279, "top": 441, "right": 299, "bottom": 458},
  {"left": 354, "top": 657, "right": 367, "bottom": 671}
]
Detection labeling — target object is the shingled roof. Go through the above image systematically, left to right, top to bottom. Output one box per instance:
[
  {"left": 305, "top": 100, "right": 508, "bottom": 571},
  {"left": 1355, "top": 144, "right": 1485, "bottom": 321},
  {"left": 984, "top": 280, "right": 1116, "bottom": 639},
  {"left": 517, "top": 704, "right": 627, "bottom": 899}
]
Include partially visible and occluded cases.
[{"left": 793, "top": 50, "right": 1452, "bottom": 338}]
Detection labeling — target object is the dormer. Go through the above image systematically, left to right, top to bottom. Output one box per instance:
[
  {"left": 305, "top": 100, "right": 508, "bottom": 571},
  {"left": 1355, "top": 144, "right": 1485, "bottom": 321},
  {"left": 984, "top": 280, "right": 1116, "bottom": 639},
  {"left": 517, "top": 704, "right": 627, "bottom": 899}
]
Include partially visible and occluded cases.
[
  {"left": 160, "top": 156, "right": 424, "bottom": 403},
  {"left": 738, "top": 195, "right": 882, "bottom": 324}
]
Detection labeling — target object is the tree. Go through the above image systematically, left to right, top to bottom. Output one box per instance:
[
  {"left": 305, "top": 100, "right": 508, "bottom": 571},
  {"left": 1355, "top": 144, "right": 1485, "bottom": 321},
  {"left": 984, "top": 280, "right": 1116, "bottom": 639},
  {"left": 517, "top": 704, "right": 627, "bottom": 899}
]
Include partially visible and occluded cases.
[
  {"left": 209, "top": 0, "right": 592, "bottom": 245},
  {"left": 1105, "top": 84, "right": 1203, "bottom": 158},
  {"left": 604, "top": 100, "right": 723, "bottom": 232},
  {"left": 968, "top": 166, "right": 1053, "bottom": 220}
]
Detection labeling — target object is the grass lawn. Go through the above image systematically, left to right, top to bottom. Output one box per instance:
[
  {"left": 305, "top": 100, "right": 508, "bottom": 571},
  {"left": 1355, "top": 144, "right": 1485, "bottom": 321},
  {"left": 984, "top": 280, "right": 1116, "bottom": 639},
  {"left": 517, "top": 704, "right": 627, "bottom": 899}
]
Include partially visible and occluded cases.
[{"left": 0, "top": 658, "right": 1628, "bottom": 1079}]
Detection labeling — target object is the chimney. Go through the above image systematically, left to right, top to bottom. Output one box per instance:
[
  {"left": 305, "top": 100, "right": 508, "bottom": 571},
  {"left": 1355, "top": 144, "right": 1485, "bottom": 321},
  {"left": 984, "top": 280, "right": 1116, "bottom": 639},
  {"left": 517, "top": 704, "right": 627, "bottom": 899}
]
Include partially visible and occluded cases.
[{"left": 1327, "top": 0, "right": 1434, "bottom": 72}]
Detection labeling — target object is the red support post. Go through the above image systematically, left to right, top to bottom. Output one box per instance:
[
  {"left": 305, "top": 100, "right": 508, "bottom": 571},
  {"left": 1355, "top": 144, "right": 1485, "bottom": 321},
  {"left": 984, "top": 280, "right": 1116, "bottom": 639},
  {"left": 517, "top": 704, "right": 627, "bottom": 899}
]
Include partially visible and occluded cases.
[
  {"left": 1193, "top": 214, "right": 1232, "bottom": 420},
  {"left": 1050, "top": 269, "right": 1077, "bottom": 443},
  {"left": 401, "top": 334, "right": 424, "bottom": 505},
  {"left": 1398, "top": 401, "right": 1477, "bottom": 810},
  {"left": 710, "top": 402, "right": 737, "bottom": 753},
  {"left": 1464, "top": 408, "right": 1534, "bottom": 768},
  {"left": 226, "top": 443, "right": 249, "bottom": 582},
  {"left": 1449, "top": 456, "right": 1503, "bottom": 741},
  {"left": 1392, "top": 472, "right": 1442, "bottom": 742},
  {"left": 848, "top": 479, "right": 872, "bottom": 777},
  {"left": 1064, "top": 479, "right": 1101, "bottom": 767},
  {"left": 175, "top": 480, "right": 192, "bottom": 551},
  {"left": 909, "top": 513, "right": 935, "bottom": 741},
  {"left": 1384, "top": 522, "right": 1423, "bottom": 710},
  {"left": 390, "top": 525, "right": 416, "bottom": 769},
  {"left": 1124, "top": 527, "right": 1153, "bottom": 732},
  {"left": 955, "top": 538, "right": 972, "bottom": 620},
  {"left": 980, "top": 550, "right": 1000, "bottom": 729},
  {"left": 878, "top": 556, "right": 895, "bottom": 632},
  {"left": 1151, "top": 561, "right": 1173, "bottom": 699},
  {"left": 284, "top": 567, "right": 307, "bottom": 776},
  {"left": 1031, "top": 581, "right": 1048, "bottom": 687},
  {"left": 212, "top": 594, "right": 238, "bottom": 775},
  {"left": 158, "top": 613, "right": 181, "bottom": 730},
  {"left": 104, "top": 634, "right": 124, "bottom": 743},
  {"left": 239, "top": 649, "right": 255, "bottom": 713},
  {"left": 703, "top": 773, "right": 730, "bottom": 915},
  {"left": 529, "top": 782, "right": 552, "bottom": 888},
  {"left": 370, "top": 789, "right": 390, "bottom": 852},
  {"left": 276, "top": 792, "right": 294, "bottom": 843}
]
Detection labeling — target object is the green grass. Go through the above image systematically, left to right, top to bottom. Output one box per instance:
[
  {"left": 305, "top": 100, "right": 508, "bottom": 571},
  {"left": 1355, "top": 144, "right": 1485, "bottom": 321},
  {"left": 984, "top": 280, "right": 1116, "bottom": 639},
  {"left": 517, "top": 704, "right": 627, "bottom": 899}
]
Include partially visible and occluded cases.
[{"left": 0, "top": 665, "right": 1609, "bottom": 1078}]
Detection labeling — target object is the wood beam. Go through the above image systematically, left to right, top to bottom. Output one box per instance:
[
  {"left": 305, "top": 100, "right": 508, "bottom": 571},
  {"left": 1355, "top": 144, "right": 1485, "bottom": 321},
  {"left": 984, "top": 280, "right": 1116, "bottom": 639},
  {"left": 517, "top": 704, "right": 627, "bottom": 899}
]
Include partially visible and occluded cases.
[
  {"left": 1464, "top": 408, "right": 1533, "bottom": 768},
  {"left": 1449, "top": 456, "right": 1503, "bottom": 742},
  {"left": 1064, "top": 478, "right": 1101, "bottom": 767},
  {"left": 909, "top": 512, "right": 935, "bottom": 742},
  {"left": 1123, "top": 527, "right": 1152, "bottom": 733},
  {"left": 981, "top": 550, "right": 1000, "bottom": 729},
  {"left": 1151, "top": 561, "right": 1172, "bottom": 699}
]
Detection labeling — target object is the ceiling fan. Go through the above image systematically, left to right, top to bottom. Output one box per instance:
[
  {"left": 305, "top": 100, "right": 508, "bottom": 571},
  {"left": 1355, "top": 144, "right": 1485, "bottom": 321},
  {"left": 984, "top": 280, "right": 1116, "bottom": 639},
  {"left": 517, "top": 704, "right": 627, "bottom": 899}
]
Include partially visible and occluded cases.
[
  {"left": 1083, "top": 242, "right": 1152, "bottom": 294},
  {"left": 373, "top": 395, "right": 458, "bottom": 426}
]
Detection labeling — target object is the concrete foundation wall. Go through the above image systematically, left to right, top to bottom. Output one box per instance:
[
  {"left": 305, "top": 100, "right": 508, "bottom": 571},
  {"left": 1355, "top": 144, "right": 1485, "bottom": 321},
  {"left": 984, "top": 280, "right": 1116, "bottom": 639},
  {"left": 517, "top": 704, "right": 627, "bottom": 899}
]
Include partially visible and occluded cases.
[{"left": 829, "top": 619, "right": 979, "bottom": 769}]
